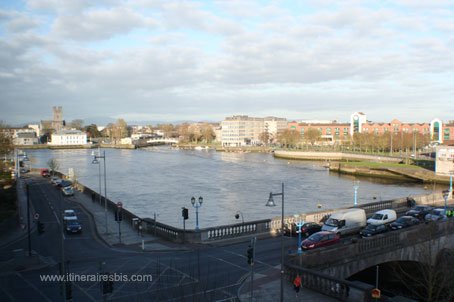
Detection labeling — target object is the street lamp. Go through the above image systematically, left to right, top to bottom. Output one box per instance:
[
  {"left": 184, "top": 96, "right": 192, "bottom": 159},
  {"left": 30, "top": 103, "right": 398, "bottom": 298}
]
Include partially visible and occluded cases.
[
  {"left": 92, "top": 148, "right": 108, "bottom": 234},
  {"left": 449, "top": 170, "right": 454, "bottom": 199},
  {"left": 353, "top": 180, "right": 360, "bottom": 207},
  {"left": 265, "top": 182, "right": 284, "bottom": 302},
  {"left": 191, "top": 196, "right": 203, "bottom": 231},
  {"left": 294, "top": 215, "right": 304, "bottom": 255}
]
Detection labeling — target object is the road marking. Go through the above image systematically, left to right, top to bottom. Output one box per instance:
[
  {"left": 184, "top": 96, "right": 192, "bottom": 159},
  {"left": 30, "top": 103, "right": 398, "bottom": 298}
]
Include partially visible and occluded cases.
[
  {"left": 208, "top": 255, "right": 250, "bottom": 271},
  {"left": 15, "top": 272, "right": 53, "bottom": 302},
  {"left": 0, "top": 281, "right": 14, "bottom": 300},
  {"left": 71, "top": 281, "right": 98, "bottom": 302}
]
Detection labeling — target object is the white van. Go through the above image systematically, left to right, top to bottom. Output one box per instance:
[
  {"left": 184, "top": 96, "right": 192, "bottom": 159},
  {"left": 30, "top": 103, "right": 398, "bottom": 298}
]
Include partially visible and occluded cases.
[
  {"left": 321, "top": 208, "right": 366, "bottom": 236},
  {"left": 367, "top": 209, "right": 397, "bottom": 226}
]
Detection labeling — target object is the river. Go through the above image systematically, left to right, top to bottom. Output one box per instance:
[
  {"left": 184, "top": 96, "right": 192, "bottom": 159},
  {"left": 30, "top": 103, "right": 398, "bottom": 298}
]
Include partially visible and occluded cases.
[{"left": 26, "top": 147, "right": 431, "bottom": 228}]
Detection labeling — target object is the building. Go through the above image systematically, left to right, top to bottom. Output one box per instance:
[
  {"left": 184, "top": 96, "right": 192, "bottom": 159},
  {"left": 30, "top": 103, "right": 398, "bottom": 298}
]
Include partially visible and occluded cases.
[
  {"left": 288, "top": 112, "right": 454, "bottom": 144},
  {"left": 220, "top": 115, "right": 287, "bottom": 147},
  {"left": 288, "top": 121, "right": 350, "bottom": 143},
  {"left": 49, "top": 130, "right": 87, "bottom": 146},
  {"left": 13, "top": 132, "right": 39, "bottom": 145}
]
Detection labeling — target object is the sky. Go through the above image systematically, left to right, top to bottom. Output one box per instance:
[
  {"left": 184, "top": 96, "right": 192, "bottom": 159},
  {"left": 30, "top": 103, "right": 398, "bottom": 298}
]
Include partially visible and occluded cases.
[{"left": 0, "top": 0, "right": 453, "bottom": 126}]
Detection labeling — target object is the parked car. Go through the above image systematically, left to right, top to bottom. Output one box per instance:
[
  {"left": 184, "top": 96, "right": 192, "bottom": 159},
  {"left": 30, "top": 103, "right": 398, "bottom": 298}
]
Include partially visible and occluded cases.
[
  {"left": 40, "top": 168, "right": 50, "bottom": 177},
  {"left": 51, "top": 176, "right": 62, "bottom": 186},
  {"left": 58, "top": 180, "right": 72, "bottom": 188},
  {"left": 62, "top": 186, "right": 74, "bottom": 196},
  {"left": 405, "top": 205, "right": 433, "bottom": 220},
  {"left": 321, "top": 208, "right": 366, "bottom": 236},
  {"left": 424, "top": 208, "right": 451, "bottom": 222},
  {"left": 63, "top": 209, "right": 78, "bottom": 221},
  {"left": 367, "top": 209, "right": 397, "bottom": 226},
  {"left": 389, "top": 216, "right": 420, "bottom": 230},
  {"left": 65, "top": 220, "right": 82, "bottom": 234},
  {"left": 284, "top": 222, "right": 322, "bottom": 237},
  {"left": 360, "top": 224, "right": 388, "bottom": 237},
  {"left": 301, "top": 231, "right": 340, "bottom": 250}
]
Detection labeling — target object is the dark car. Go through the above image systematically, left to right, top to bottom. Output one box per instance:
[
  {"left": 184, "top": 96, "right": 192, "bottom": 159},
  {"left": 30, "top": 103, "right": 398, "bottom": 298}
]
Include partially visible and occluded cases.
[
  {"left": 405, "top": 205, "right": 433, "bottom": 220},
  {"left": 389, "top": 216, "right": 420, "bottom": 230},
  {"left": 65, "top": 220, "right": 82, "bottom": 234},
  {"left": 283, "top": 222, "right": 322, "bottom": 237},
  {"left": 360, "top": 224, "right": 388, "bottom": 237},
  {"left": 301, "top": 231, "right": 340, "bottom": 250}
]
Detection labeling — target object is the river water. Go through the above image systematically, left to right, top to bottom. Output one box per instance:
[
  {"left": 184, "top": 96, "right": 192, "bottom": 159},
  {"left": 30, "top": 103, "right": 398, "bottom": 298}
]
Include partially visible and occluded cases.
[{"left": 26, "top": 147, "right": 430, "bottom": 228}]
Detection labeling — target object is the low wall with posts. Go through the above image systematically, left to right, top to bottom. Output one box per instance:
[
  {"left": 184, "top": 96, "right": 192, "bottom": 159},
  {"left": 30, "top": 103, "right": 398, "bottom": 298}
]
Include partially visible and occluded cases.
[{"left": 60, "top": 170, "right": 448, "bottom": 243}]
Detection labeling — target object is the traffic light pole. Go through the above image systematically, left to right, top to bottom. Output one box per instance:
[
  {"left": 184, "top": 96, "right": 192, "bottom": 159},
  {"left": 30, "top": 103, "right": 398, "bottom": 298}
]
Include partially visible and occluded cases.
[
  {"left": 26, "top": 184, "right": 32, "bottom": 256},
  {"left": 249, "top": 237, "right": 256, "bottom": 302}
]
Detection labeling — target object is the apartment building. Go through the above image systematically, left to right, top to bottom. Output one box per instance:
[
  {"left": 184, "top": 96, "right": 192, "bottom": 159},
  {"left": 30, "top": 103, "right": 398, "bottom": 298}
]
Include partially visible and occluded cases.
[
  {"left": 221, "top": 116, "right": 287, "bottom": 147},
  {"left": 49, "top": 130, "right": 87, "bottom": 145}
]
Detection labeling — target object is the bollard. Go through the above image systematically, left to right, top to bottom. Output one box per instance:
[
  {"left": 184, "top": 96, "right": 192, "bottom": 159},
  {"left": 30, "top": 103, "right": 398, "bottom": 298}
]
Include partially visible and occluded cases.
[{"left": 142, "top": 239, "right": 145, "bottom": 251}]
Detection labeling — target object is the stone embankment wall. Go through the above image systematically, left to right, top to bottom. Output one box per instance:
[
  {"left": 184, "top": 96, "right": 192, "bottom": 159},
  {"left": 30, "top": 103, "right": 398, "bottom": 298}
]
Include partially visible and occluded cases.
[{"left": 273, "top": 150, "right": 402, "bottom": 163}]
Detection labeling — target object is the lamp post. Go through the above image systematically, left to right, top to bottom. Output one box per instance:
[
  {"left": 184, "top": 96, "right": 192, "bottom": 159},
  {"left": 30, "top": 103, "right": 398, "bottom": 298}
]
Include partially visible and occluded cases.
[
  {"left": 92, "top": 148, "right": 108, "bottom": 234},
  {"left": 449, "top": 170, "right": 453, "bottom": 199},
  {"left": 353, "top": 180, "right": 360, "bottom": 207},
  {"left": 265, "top": 182, "right": 284, "bottom": 302},
  {"left": 191, "top": 196, "right": 203, "bottom": 231},
  {"left": 295, "top": 216, "right": 304, "bottom": 255}
]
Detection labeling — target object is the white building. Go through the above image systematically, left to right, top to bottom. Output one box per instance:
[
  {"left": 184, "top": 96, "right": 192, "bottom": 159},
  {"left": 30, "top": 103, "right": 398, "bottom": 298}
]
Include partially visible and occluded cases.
[
  {"left": 220, "top": 115, "right": 287, "bottom": 147},
  {"left": 49, "top": 130, "right": 87, "bottom": 145},
  {"left": 435, "top": 146, "right": 454, "bottom": 176}
]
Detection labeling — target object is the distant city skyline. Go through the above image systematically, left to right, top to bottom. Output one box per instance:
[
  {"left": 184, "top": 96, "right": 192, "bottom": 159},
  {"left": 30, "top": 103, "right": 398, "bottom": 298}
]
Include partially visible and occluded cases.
[{"left": 1, "top": 1, "right": 453, "bottom": 125}]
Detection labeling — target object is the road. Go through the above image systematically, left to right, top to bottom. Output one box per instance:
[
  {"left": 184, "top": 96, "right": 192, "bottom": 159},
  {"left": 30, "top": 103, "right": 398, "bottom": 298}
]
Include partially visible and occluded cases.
[{"left": 0, "top": 175, "right": 297, "bottom": 301}]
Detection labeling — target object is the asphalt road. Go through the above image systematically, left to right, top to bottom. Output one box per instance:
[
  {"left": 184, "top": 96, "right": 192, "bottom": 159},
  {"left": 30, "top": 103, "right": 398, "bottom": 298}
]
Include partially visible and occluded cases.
[{"left": 0, "top": 176, "right": 296, "bottom": 302}]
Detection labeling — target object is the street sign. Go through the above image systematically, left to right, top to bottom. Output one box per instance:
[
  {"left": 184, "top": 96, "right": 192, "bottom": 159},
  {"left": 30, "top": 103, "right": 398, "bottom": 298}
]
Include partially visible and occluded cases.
[
  {"left": 117, "top": 201, "right": 123, "bottom": 208},
  {"left": 34, "top": 213, "right": 40, "bottom": 220},
  {"left": 371, "top": 288, "right": 381, "bottom": 299}
]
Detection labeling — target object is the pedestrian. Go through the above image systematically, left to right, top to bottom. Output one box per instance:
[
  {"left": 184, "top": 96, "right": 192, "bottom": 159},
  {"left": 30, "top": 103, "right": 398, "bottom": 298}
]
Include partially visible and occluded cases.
[
  {"left": 91, "top": 192, "right": 96, "bottom": 203},
  {"left": 293, "top": 274, "right": 302, "bottom": 298}
]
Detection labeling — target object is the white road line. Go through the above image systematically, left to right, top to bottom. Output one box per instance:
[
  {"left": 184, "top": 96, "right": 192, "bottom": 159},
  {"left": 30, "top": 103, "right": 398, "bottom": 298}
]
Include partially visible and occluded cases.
[
  {"left": 208, "top": 255, "right": 249, "bottom": 271},
  {"left": 71, "top": 281, "right": 98, "bottom": 302}
]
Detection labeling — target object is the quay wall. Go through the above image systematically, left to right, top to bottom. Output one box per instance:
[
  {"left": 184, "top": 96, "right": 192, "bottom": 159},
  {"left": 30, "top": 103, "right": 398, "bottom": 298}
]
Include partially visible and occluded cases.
[
  {"left": 273, "top": 150, "right": 402, "bottom": 163},
  {"left": 55, "top": 168, "right": 449, "bottom": 243}
]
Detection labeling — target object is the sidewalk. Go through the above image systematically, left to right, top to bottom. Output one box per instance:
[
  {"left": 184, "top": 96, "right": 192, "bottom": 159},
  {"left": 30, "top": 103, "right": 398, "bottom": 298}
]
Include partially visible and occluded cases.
[
  {"left": 72, "top": 188, "right": 185, "bottom": 251},
  {"left": 239, "top": 266, "right": 338, "bottom": 302}
]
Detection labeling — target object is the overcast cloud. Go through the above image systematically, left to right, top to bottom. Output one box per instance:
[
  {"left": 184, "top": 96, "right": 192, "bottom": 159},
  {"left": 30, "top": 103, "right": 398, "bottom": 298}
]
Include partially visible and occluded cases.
[{"left": 1, "top": 0, "right": 453, "bottom": 126}]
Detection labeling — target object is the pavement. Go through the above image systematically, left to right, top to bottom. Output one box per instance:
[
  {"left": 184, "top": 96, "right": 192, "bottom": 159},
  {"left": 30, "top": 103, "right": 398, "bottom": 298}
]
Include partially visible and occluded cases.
[{"left": 0, "top": 174, "right": 342, "bottom": 302}]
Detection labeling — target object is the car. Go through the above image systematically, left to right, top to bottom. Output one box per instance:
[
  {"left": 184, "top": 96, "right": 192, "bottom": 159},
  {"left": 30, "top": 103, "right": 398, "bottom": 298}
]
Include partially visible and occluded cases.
[
  {"left": 40, "top": 168, "right": 50, "bottom": 177},
  {"left": 51, "top": 176, "right": 62, "bottom": 186},
  {"left": 58, "top": 180, "right": 72, "bottom": 188},
  {"left": 62, "top": 186, "right": 74, "bottom": 196},
  {"left": 405, "top": 205, "right": 433, "bottom": 220},
  {"left": 424, "top": 208, "right": 451, "bottom": 222},
  {"left": 63, "top": 209, "right": 78, "bottom": 221},
  {"left": 367, "top": 209, "right": 397, "bottom": 226},
  {"left": 389, "top": 216, "right": 420, "bottom": 230},
  {"left": 65, "top": 220, "right": 82, "bottom": 234},
  {"left": 284, "top": 222, "right": 322, "bottom": 237},
  {"left": 360, "top": 224, "right": 388, "bottom": 237},
  {"left": 301, "top": 231, "right": 340, "bottom": 250}
]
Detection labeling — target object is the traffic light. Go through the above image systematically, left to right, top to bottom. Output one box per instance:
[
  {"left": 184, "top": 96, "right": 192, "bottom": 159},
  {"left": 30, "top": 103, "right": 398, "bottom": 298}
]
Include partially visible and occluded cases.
[
  {"left": 182, "top": 207, "right": 189, "bottom": 220},
  {"left": 115, "top": 210, "right": 123, "bottom": 222},
  {"left": 37, "top": 221, "right": 45, "bottom": 234},
  {"left": 247, "top": 246, "right": 254, "bottom": 265},
  {"left": 65, "top": 281, "right": 72, "bottom": 300}
]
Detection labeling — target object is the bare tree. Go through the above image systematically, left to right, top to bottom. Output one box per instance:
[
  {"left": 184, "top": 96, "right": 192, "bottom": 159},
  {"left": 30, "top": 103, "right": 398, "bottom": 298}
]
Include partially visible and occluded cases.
[
  {"left": 0, "top": 121, "right": 13, "bottom": 159},
  {"left": 304, "top": 128, "right": 321, "bottom": 145},
  {"left": 259, "top": 131, "right": 270, "bottom": 145},
  {"left": 47, "top": 158, "right": 59, "bottom": 176}
]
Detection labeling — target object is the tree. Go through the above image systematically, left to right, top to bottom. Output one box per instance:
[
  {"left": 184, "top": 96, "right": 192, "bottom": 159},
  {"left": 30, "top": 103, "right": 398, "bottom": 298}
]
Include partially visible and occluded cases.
[
  {"left": 69, "top": 119, "right": 84, "bottom": 130},
  {"left": 0, "top": 122, "right": 13, "bottom": 159},
  {"left": 177, "top": 123, "right": 190, "bottom": 143},
  {"left": 200, "top": 123, "right": 215, "bottom": 143},
  {"left": 84, "top": 124, "right": 102, "bottom": 138},
  {"left": 158, "top": 124, "right": 175, "bottom": 138},
  {"left": 188, "top": 124, "right": 202, "bottom": 143},
  {"left": 304, "top": 128, "right": 321, "bottom": 145},
  {"left": 277, "top": 129, "right": 300, "bottom": 148},
  {"left": 259, "top": 131, "right": 270, "bottom": 145},
  {"left": 47, "top": 158, "right": 59, "bottom": 176}
]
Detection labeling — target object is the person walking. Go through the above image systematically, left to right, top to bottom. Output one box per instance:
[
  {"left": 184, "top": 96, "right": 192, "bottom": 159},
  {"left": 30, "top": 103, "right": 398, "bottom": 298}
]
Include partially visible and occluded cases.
[{"left": 293, "top": 274, "right": 302, "bottom": 298}]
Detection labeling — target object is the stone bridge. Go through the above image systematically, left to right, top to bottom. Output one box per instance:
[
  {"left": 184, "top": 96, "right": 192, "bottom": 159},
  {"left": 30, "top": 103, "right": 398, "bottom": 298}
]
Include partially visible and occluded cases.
[{"left": 288, "top": 219, "right": 454, "bottom": 279}]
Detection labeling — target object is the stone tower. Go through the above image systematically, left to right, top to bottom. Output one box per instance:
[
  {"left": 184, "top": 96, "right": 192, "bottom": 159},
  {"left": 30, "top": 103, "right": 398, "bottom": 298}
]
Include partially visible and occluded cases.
[{"left": 52, "top": 106, "right": 63, "bottom": 131}]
